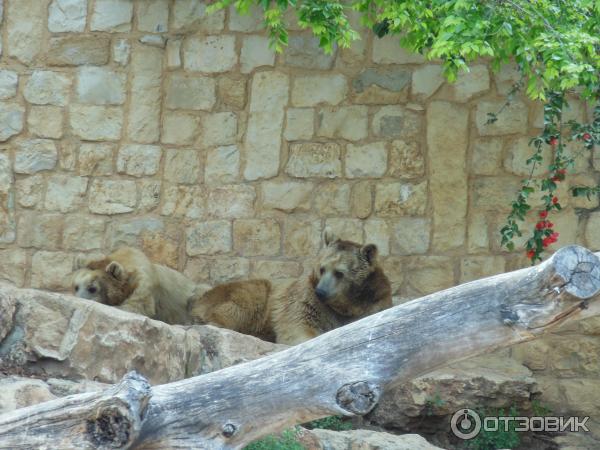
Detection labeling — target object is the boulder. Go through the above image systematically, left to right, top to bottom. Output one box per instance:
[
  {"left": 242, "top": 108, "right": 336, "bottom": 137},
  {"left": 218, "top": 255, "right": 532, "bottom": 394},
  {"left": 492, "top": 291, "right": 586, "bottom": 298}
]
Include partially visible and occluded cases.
[
  {"left": 0, "top": 282, "right": 283, "bottom": 385},
  {"left": 366, "top": 353, "right": 539, "bottom": 432},
  {"left": 305, "top": 429, "right": 444, "bottom": 450}
]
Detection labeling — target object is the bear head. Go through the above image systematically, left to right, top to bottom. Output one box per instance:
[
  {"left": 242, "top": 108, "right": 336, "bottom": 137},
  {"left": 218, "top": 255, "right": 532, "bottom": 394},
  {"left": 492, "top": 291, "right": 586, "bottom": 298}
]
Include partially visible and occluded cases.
[{"left": 71, "top": 255, "right": 135, "bottom": 306}]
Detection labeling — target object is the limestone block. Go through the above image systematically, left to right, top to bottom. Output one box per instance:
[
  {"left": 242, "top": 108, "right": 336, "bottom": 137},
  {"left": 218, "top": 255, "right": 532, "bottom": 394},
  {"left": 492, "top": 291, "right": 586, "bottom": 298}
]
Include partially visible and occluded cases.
[
  {"left": 6, "top": 0, "right": 46, "bottom": 64},
  {"left": 48, "top": 0, "right": 87, "bottom": 32},
  {"left": 91, "top": 0, "right": 133, "bottom": 32},
  {"left": 137, "top": 0, "right": 168, "bottom": 32},
  {"left": 172, "top": 0, "right": 225, "bottom": 32},
  {"left": 228, "top": 4, "right": 263, "bottom": 32},
  {"left": 283, "top": 34, "right": 336, "bottom": 70},
  {"left": 183, "top": 35, "right": 237, "bottom": 73},
  {"left": 241, "top": 35, "right": 275, "bottom": 73},
  {"left": 47, "top": 36, "right": 111, "bottom": 66},
  {"left": 372, "top": 36, "right": 425, "bottom": 64},
  {"left": 166, "top": 38, "right": 182, "bottom": 69},
  {"left": 113, "top": 39, "right": 131, "bottom": 66},
  {"left": 128, "top": 46, "right": 162, "bottom": 143},
  {"left": 411, "top": 65, "right": 444, "bottom": 99},
  {"left": 438, "top": 65, "right": 490, "bottom": 102},
  {"left": 352, "top": 66, "right": 411, "bottom": 104},
  {"left": 76, "top": 67, "right": 126, "bottom": 105},
  {"left": 0, "top": 70, "right": 18, "bottom": 100},
  {"left": 24, "top": 71, "right": 71, "bottom": 106},
  {"left": 244, "top": 72, "right": 289, "bottom": 180},
  {"left": 165, "top": 73, "right": 216, "bottom": 110},
  {"left": 292, "top": 74, "right": 347, "bottom": 107},
  {"left": 218, "top": 75, "right": 247, "bottom": 110},
  {"left": 475, "top": 100, "right": 528, "bottom": 136},
  {"left": 427, "top": 101, "right": 469, "bottom": 251},
  {"left": 0, "top": 103, "right": 25, "bottom": 141},
  {"left": 70, "top": 105, "right": 123, "bottom": 141},
  {"left": 372, "top": 105, "right": 422, "bottom": 140},
  {"left": 27, "top": 106, "right": 64, "bottom": 139},
  {"left": 317, "top": 106, "right": 368, "bottom": 141},
  {"left": 285, "top": 108, "right": 314, "bottom": 141},
  {"left": 162, "top": 112, "right": 201, "bottom": 145},
  {"left": 201, "top": 112, "right": 237, "bottom": 147},
  {"left": 503, "top": 136, "right": 551, "bottom": 176},
  {"left": 471, "top": 138, "right": 504, "bottom": 175},
  {"left": 14, "top": 139, "right": 58, "bottom": 174},
  {"left": 388, "top": 140, "right": 425, "bottom": 179},
  {"left": 286, "top": 142, "right": 342, "bottom": 178},
  {"left": 345, "top": 142, "right": 388, "bottom": 178},
  {"left": 78, "top": 143, "right": 114, "bottom": 176},
  {"left": 117, "top": 145, "right": 162, "bottom": 177},
  {"left": 205, "top": 145, "right": 240, "bottom": 184},
  {"left": 163, "top": 149, "right": 201, "bottom": 184},
  {"left": 16, "top": 175, "right": 44, "bottom": 208},
  {"left": 44, "top": 175, "right": 88, "bottom": 213},
  {"left": 88, "top": 180, "right": 137, "bottom": 214},
  {"left": 138, "top": 180, "right": 161, "bottom": 212},
  {"left": 262, "top": 181, "right": 314, "bottom": 212},
  {"left": 351, "top": 181, "right": 372, "bottom": 219},
  {"left": 374, "top": 181, "right": 428, "bottom": 216},
  {"left": 313, "top": 183, "right": 350, "bottom": 216},
  {"left": 161, "top": 185, "right": 206, "bottom": 220},
  {"left": 207, "top": 185, "right": 256, "bottom": 218},
  {"left": 63, "top": 215, "right": 105, "bottom": 251},
  {"left": 283, "top": 218, "right": 321, "bottom": 257},
  {"left": 325, "top": 218, "right": 363, "bottom": 243},
  {"left": 391, "top": 218, "right": 431, "bottom": 255},
  {"left": 233, "top": 219, "right": 280, "bottom": 256},
  {"left": 364, "top": 219, "right": 390, "bottom": 256},
  {"left": 186, "top": 221, "right": 231, "bottom": 256},
  {"left": 0, "top": 249, "right": 27, "bottom": 287},
  {"left": 30, "top": 252, "right": 73, "bottom": 291},
  {"left": 460, "top": 256, "right": 506, "bottom": 283}
]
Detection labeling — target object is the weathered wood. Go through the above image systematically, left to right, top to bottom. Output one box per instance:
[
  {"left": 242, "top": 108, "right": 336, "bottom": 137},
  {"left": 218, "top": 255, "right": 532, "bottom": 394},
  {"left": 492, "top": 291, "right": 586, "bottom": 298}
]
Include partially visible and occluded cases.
[{"left": 1, "top": 245, "right": 600, "bottom": 449}]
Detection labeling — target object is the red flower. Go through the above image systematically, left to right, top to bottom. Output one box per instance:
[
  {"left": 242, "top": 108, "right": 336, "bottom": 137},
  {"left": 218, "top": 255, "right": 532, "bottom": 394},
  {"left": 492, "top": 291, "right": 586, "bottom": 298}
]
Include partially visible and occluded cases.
[
  {"left": 583, "top": 133, "right": 592, "bottom": 141},
  {"left": 549, "top": 137, "right": 558, "bottom": 146},
  {"left": 557, "top": 169, "right": 567, "bottom": 175},
  {"left": 551, "top": 176, "right": 560, "bottom": 182},
  {"left": 552, "top": 196, "right": 558, "bottom": 204},
  {"left": 539, "top": 211, "right": 548, "bottom": 219},
  {"left": 536, "top": 221, "right": 545, "bottom": 230},
  {"left": 546, "top": 221, "right": 554, "bottom": 228},
  {"left": 527, "top": 249, "right": 536, "bottom": 259}
]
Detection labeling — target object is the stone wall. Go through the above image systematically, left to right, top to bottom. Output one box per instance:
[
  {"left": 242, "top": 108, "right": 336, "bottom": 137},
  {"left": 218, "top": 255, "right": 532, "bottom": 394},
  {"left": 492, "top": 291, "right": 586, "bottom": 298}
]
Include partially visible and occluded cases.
[{"left": 0, "top": 0, "right": 599, "bottom": 418}]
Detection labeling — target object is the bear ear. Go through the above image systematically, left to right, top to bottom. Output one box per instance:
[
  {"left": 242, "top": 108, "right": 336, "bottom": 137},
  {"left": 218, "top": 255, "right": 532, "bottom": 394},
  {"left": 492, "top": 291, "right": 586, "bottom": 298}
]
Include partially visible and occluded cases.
[
  {"left": 323, "top": 227, "right": 339, "bottom": 246},
  {"left": 361, "top": 244, "right": 378, "bottom": 265},
  {"left": 73, "top": 254, "right": 96, "bottom": 271},
  {"left": 105, "top": 261, "right": 125, "bottom": 281}
]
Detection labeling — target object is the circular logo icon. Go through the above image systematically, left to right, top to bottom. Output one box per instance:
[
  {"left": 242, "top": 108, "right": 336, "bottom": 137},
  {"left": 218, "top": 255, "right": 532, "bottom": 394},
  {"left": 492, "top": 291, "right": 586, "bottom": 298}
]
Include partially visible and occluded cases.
[{"left": 451, "top": 408, "right": 481, "bottom": 440}]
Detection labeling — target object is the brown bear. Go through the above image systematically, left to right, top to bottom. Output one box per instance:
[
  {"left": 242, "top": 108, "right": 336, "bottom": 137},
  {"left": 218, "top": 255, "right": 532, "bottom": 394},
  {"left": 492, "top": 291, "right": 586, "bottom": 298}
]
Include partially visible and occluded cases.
[
  {"left": 189, "top": 229, "right": 392, "bottom": 345},
  {"left": 71, "top": 247, "right": 210, "bottom": 325}
]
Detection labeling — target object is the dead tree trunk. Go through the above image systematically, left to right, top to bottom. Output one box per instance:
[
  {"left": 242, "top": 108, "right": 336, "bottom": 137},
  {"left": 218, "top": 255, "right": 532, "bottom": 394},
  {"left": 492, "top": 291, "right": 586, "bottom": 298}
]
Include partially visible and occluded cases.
[{"left": 1, "top": 245, "right": 600, "bottom": 449}]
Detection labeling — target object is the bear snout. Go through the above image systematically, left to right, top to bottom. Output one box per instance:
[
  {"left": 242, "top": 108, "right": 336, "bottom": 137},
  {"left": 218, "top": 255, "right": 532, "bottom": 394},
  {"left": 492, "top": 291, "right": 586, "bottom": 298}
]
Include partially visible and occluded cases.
[{"left": 315, "top": 287, "right": 328, "bottom": 302}]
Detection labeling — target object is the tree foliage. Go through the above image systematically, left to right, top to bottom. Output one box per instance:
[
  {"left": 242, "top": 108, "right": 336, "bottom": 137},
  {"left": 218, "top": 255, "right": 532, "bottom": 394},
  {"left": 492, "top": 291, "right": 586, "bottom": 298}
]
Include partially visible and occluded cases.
[{"left": 211, "top": 0, "right": 600, "bottom": 262}]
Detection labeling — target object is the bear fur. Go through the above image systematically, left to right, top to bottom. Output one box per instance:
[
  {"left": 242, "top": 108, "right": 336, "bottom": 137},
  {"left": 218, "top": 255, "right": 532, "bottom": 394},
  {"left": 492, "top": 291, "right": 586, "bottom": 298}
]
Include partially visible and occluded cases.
[
  {"left": 189, "top": 229, "right": 392, "bottom": 345},
  {"left": 71, "top": 247, "right": 208, "bottom": 325},
  {"left": 188, "top": 279, "right": 275, "bottom": 342}
]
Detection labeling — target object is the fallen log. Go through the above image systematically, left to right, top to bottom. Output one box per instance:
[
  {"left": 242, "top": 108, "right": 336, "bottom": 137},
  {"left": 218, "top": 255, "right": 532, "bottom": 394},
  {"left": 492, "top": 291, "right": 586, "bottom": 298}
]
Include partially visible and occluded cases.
[{"left": 1, "top": 245, "right": 600, "bottom": 449}]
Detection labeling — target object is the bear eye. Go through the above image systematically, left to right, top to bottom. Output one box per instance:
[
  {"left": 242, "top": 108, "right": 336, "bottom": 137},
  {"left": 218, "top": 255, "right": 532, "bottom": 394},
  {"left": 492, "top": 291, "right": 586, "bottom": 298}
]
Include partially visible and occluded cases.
[
  {"left": 319, "top": 267, "right": 325, "bottom": 275},
  {"left": 334, "top": 271, "right": 344, "bottom": 279},
  {"left": 88, "top": 286, "right": 97, "bottom": 294}
]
